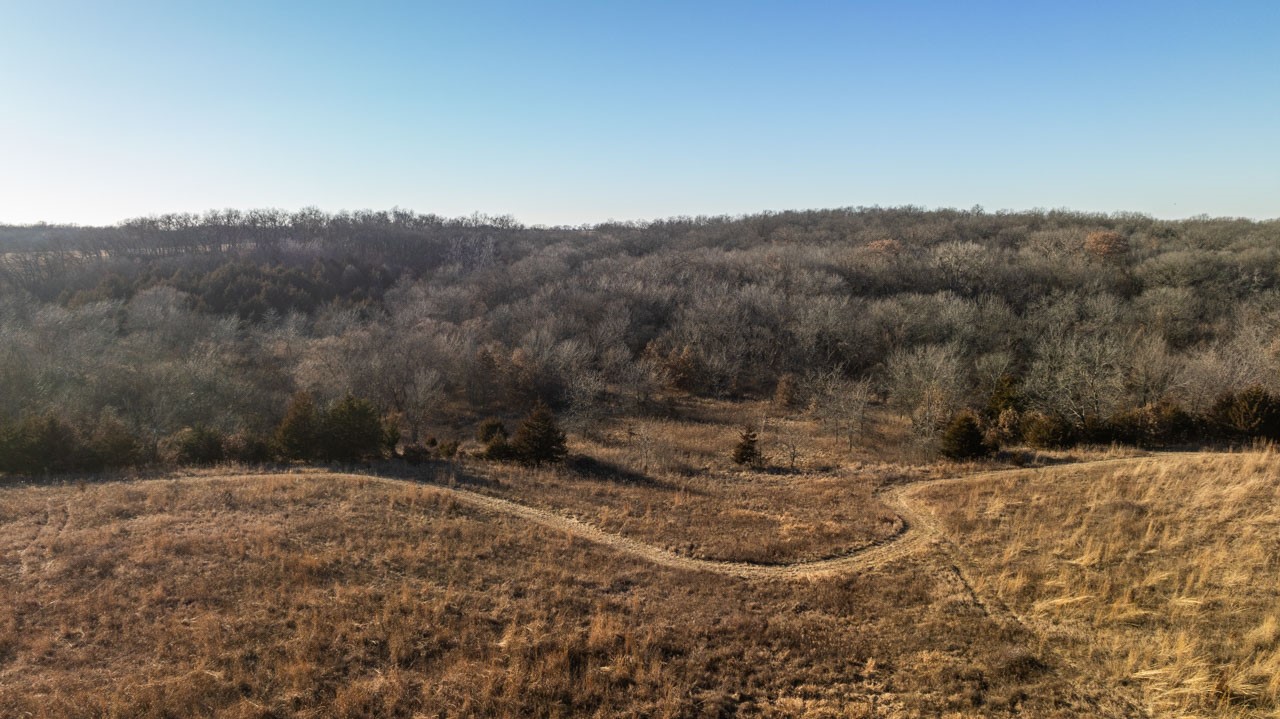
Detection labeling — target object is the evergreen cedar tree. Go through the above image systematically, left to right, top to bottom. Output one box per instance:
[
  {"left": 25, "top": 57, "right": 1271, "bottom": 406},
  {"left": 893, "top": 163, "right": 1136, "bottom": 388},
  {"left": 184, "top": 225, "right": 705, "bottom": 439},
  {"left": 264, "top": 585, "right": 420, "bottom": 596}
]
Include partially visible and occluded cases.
[
  {"left": 1212, "top": 386, "right": 1280, "bottom": 439},
  {"left": 276, "top": 392, "right": 391, "bottom": 463},
  {"left": 276, "top": 392, "right": 322, "bottom": 461},
  {"left": 322, "top": 395, "right": 393, "bottom": 463},
  {"left": 510, "top": 403, "right": 568, "bottom": 467},
  {"left": 940, "top": 412, "right": 992, "bottom": 460},
  {"left": 732, "top": 427, "right": 761, "bottom": 466}
]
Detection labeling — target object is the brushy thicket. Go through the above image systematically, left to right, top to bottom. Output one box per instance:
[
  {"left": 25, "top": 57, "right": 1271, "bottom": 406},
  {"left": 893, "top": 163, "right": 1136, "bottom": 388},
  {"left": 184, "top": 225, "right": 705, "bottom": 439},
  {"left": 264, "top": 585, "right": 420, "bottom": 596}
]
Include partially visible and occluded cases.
[
  {"left": 3, "top": 206, "right": 1280, "bottom": 472},
  {"left": 0, "top": 393, "right": 397, "bottom": 475}
]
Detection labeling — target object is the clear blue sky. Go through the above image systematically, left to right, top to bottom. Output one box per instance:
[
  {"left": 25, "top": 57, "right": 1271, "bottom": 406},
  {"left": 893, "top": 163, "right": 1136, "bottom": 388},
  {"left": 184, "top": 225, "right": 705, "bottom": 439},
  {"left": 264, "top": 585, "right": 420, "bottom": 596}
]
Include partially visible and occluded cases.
[{"left": 2, "top": 1, "right": 1277, "bottom": 225}]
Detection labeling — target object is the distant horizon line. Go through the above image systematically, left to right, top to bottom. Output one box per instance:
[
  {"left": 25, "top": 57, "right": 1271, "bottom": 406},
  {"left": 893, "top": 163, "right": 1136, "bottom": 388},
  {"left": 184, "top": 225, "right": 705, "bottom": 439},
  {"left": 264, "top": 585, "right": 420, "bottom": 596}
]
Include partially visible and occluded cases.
[{"left": 3, "top": 203, "right": 1277, "bottom": 229}]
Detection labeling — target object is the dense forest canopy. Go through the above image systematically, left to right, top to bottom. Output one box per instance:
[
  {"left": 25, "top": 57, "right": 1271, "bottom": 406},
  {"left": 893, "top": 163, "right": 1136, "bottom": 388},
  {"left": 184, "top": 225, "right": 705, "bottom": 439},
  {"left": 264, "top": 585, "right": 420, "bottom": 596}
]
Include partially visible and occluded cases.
[{"left": 3, "top": 206, "right": 1280, "bottom": 469}]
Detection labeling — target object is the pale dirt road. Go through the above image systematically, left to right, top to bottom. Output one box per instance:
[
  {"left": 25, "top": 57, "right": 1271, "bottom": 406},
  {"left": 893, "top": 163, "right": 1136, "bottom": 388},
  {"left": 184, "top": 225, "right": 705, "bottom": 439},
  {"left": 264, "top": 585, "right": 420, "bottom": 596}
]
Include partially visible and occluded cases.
[{"left": 310, "top": 453, "right": 1184, "bottom": 581}]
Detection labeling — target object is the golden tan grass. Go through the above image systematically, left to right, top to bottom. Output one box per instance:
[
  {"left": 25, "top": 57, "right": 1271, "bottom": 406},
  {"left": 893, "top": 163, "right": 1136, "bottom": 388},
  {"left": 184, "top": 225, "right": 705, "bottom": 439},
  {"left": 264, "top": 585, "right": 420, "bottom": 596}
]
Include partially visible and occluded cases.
[
  {"left": 433, "top": 401, "right": 917, "bottom": 565},
  {"left": 917, "top": 450, "right": 1280, "bottom": 718},
  {"left": 1, "top": 469, "right": 1131, "bottom": 718}
]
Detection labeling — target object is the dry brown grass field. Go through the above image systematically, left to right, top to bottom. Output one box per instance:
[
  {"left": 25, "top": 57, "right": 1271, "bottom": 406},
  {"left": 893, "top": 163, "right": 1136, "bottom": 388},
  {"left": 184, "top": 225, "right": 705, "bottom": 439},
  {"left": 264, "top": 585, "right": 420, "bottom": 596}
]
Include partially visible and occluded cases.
[
  {"left": 3, "top": 391, "right": 1248, "bottom": 719},
  {"left": 442, "top": 399, "right": 1130, "bottom": 565},
  {"left": 454, "top": 408, "right": 911, "bottom": 565},
  {"left": 914, "top": 450, "right": 1280, "bottom": 718},
  {"left": 1, "top": 461, "right": 1140, "bottom": 718}
]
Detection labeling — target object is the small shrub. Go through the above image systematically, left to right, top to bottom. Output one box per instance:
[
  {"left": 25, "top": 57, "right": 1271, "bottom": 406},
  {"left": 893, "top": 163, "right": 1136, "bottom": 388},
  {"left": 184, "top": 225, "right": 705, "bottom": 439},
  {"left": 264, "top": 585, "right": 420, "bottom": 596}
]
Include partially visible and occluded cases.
[
  {"left": 773, "top": 374, "right": 800, "bottom": 410},
  {"left": 984, "top": 374, "right": 1024, "bottom": 419},
  {"left": 1210, "top": 386, "right": 1280, "bottom": 440},
  {"left": 276, "top": 392, "right": 322, "bottom": 460},
  {"left": 1151, "top": 399, "right": 1197, "bottom": 444},
  {"left": 1104, "top": 401, "right": 1194, "bottom": 447},
  {"left": 1105, "top": 406, "right": 1151, "bottom": 446},
  {"left": 988, "top": 407, "right": 1022, "bottom": 446},
  {"left": 940, "top": 412, "right": 993, "bottom": 460},
  {"left": 1021, "top": 412, "right": 1077, "bottom": 449},
  {"left": 87, "top": 414, "right": 144, "bottom": 470},
  {"left": 382, "top": 414, "right": 401, "bottom": 456},
  {"left": 0, "top": 415, "right": 93, "bottom": 475},
  {"left": 476, "top": 418, "right": 508, "bottom": 444},
  {"left": 167, "top": 426, "right": 226, "bottom": 466},
  {"left": 731, "top": 427, "right": 761, "bottom": 466},
  {"left": 224, "top": 431, "right": 274, "bottom": 464},
  {"left": 481, "top": 436, "right": 518, "bottom": 461},
  {"left": 437, "top": 439, "right": 459, "bottom": 459},
  {"left": 401, "top": 444, "right": 432, "bottom": 465}
]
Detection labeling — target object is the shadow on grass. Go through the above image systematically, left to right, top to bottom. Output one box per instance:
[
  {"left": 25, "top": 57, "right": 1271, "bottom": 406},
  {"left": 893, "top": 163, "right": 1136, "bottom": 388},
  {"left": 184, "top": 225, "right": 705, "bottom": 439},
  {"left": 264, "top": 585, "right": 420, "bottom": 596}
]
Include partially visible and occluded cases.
[
  {"left": 565, "top": 454, "right": 687, "bottom": 491},
  {"left": 364, "top": 456, "right": 689, "bottom": 493}
]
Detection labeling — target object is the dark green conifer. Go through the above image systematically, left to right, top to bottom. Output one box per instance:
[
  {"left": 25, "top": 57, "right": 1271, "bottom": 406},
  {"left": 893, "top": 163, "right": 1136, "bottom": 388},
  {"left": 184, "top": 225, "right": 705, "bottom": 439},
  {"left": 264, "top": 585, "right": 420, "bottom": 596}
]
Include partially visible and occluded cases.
[
  {"left": 511, "top": 402, "right": 567, "bottom": 467},
  {"left": 940, "top": 411, "right": 993, "bottom": 460},
  {"left": 731, "top": 427, "right": 761, "bottom": 466}
]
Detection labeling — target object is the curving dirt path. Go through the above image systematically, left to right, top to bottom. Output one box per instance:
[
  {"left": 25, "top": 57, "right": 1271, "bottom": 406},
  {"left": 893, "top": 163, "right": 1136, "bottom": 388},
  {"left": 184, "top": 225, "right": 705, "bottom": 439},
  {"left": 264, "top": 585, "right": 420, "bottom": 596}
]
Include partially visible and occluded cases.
[
  {"left": 320, "top": 453, "right": 1181, "bottom": 581},
  {"left": 412, "top": 478, "right": 926, "bottom": 579}
]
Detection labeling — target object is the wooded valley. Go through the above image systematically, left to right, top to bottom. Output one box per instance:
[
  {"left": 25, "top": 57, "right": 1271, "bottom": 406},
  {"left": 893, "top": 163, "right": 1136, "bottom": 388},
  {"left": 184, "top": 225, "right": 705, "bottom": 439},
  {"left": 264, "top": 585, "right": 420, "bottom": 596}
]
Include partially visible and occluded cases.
[{"left": 2, "top": 206, "right": 1280, "bottom": 471}]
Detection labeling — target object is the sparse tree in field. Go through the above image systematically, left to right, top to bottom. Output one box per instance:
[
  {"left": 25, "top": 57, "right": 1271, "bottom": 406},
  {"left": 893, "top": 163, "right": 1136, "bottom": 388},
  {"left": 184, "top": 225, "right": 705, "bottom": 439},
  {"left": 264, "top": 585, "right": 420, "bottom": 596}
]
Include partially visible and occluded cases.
[
  {"left": 563, "top": 368, "right": 610, "bottom": 438},
  {"left": 773, "top": 373, "right": 800, "bottom": 410},
  {"left": 510, "top": 402, "right": 567, "bottom": 467},
  {"left": 773, "top": 420, "right": 804, "bottom": 471},
  {"left": 731, "top": 426, "right": 761, "bottom": 467}
]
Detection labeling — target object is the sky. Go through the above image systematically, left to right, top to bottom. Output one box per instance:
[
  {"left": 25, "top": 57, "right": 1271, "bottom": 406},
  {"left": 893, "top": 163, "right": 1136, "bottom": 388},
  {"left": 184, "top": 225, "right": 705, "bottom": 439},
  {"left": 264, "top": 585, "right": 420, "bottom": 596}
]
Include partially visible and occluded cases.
[{"left": 1, "top": 1, "right": 1277, "bottom": 226}]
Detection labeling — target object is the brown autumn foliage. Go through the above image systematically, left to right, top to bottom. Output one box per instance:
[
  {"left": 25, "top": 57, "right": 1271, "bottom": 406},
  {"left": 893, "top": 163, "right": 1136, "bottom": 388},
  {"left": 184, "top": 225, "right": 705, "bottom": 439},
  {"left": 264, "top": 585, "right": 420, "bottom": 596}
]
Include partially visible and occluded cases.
[{"left": 1083, "top": 229, "right": 1130, "bottom": 261}]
